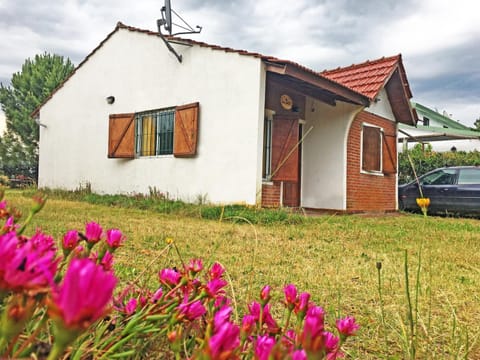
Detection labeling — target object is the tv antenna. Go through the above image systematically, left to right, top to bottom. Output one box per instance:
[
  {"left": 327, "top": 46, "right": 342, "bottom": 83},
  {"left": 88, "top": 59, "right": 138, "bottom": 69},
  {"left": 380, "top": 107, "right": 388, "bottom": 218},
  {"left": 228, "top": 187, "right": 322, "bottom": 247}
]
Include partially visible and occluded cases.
[
  {"left": 156, "top": 0, "right": 202, "bottom": 62},
  {"left": 157, "top": 0, "right": 202, "bottom": 36}
]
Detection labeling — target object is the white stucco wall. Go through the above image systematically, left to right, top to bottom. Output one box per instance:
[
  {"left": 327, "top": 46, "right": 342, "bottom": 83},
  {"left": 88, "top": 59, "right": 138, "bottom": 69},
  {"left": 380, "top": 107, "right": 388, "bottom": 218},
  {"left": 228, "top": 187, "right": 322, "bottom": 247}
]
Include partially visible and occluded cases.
[
  {"left": 38, "top": 28, "right": 266, "bottom": 204},
  {"left": 365, "top": 89, "right": 395, "bottom": 120},
  {"left": 301, "top": 98, "right": 362, "bottom": 209}
]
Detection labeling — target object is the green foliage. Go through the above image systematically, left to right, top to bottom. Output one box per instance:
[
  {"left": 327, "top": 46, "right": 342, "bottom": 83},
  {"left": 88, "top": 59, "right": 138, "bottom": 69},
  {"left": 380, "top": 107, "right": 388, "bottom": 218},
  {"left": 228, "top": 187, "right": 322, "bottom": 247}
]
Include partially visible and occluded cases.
[
  {"left": 0, "top": 52, "right": 74, "bottom": 179},
  {"left": 474, "top": 117, "right": 480, "bottom": 130},
  {"left": 398, "top": 144, "right": 480, "bottom": 183},
  {"left": 24, "top": 187, "right": 306, "bottom": 225}
]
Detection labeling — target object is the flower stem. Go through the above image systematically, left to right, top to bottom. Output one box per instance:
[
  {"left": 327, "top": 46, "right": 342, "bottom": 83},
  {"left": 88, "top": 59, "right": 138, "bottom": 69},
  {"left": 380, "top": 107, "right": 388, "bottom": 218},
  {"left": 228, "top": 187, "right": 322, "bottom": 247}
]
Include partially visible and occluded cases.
[
  {"left": 283, "top": 309, "right": 293, "bottom": 333},
  {"left": 0, "top": 337, "right": 8, "bottom": 355},
  {"left": 46, "top": 342, "right": 65, "bottom": 360}
]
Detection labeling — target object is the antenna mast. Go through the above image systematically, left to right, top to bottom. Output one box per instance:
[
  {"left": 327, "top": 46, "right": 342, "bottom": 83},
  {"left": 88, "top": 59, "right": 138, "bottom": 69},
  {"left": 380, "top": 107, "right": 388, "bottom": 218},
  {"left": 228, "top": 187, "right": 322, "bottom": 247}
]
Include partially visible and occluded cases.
[{"left": 157, "top": 0, "right": 202, "bottom": 62}]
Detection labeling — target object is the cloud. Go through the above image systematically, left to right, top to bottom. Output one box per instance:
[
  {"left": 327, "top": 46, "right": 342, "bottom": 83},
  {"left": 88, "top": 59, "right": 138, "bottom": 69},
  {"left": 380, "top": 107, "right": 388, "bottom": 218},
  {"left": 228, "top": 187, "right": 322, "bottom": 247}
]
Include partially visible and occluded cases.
[{"left": 0, "top": 0, "right": 479, "bottom": 125}]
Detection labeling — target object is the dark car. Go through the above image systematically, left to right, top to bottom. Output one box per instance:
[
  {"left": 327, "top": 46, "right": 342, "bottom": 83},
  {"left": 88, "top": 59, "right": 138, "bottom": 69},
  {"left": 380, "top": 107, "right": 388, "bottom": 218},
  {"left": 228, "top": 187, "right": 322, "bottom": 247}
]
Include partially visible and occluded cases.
[{"left": 398, "top": 166, "right": 480, "bottom": 215}]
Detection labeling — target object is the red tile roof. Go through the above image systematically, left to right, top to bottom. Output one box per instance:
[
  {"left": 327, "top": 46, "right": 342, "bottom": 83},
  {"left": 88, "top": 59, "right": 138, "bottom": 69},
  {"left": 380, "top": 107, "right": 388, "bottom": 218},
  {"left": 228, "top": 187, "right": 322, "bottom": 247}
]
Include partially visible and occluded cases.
[{"left": 321, "top": 55, "right": 406, "bottom": 100}]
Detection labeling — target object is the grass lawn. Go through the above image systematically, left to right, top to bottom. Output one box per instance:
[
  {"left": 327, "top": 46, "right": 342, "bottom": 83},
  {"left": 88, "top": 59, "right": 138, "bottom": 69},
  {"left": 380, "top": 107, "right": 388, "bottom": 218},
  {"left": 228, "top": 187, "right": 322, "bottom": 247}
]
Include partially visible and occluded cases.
[{"left": 8, "top": 190, "right": 480, "bottom": 359}]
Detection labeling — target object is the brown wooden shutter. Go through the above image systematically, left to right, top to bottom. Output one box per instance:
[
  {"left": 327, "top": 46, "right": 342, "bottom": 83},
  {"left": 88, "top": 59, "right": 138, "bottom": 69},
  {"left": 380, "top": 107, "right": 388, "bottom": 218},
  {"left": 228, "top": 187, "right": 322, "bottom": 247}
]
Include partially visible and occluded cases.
[
  {"left": 174, "top": 102, "right": 199, "bottom": 157},
  {"left": 108, "top": 113, "right": 135, "bottom": 158},
  {"left": 271, "top": 116, "right": 299, "bottom": 182},
  {"left": 362, "top": 126, "right": 381, "bottom": 171},
  {"left": 382, "top": 132, "right": 397, "bottom": 174}
]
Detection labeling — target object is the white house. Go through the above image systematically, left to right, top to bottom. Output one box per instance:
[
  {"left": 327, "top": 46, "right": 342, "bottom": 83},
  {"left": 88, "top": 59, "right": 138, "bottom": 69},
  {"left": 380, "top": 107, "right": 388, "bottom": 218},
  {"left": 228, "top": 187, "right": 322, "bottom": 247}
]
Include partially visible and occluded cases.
[
  {"left": 33, "top": 23, "right": 416, "bottom": 212},
  {"left": 399, "top": 102, "right": 480, "bottom": 152}
]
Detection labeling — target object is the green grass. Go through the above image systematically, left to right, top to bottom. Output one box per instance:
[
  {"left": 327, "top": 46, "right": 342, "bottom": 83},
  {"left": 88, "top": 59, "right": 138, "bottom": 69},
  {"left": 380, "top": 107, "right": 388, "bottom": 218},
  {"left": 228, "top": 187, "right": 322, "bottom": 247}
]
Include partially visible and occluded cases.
[{"left": 9, "top": 189, "right": 480, "bottom": 359}]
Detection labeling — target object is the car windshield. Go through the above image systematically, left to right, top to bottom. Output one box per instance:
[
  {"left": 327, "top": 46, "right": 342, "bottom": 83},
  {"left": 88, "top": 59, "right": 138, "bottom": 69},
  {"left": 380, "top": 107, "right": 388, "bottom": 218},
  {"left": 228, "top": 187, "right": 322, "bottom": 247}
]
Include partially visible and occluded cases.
[{"left": 420, "top": 169, "right": 457, "bottom": 185}]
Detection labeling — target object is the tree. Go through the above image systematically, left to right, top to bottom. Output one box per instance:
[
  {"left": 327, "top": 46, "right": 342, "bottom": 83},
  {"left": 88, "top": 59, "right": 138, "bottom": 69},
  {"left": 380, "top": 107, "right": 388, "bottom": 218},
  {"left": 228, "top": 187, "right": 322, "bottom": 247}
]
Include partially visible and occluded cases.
[
  {"left": 0, "top": 52, "right": 74, "bottom": 179},
  {"left": 474, "top": 117, "right": 480, "bottom": 131}
]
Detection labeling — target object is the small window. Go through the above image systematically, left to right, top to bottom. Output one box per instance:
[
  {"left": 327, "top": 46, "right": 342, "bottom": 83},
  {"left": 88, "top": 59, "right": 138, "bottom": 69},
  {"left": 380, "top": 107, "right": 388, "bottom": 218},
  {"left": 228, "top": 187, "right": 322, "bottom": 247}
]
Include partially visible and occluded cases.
[
  {"left": 135, "top": 108, "right": 175, "bottom": 156},
  {"left": 423, "top": 116, "right": 430, "bottom": 126},
  {"left": 262, "top": 117, "right": 273, "bottom": 179},
  {"left": 362, "top": 125, "right": 382, "bottom": 173},
  {"left": 458, "top": 169, "right": 480, "bottom": 184}
]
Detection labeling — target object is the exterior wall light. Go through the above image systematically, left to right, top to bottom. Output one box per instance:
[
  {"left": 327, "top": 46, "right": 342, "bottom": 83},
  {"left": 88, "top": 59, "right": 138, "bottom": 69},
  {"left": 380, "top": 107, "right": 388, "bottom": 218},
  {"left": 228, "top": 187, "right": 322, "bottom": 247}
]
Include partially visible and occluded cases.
[{"left": 106, "top": 96, "right": 115, "bottom": 104}]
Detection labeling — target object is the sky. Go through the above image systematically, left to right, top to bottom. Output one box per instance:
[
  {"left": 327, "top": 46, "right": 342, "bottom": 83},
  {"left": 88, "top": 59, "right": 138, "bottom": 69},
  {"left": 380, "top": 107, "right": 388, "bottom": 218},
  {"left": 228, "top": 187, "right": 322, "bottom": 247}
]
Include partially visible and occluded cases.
[{"left": 0, "top": 0, "right": 479, "bottom": 126}]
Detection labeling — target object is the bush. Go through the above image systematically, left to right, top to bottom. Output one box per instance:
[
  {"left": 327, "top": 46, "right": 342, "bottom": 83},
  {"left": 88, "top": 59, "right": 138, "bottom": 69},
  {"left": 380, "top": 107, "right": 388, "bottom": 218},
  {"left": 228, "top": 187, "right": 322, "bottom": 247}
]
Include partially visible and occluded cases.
[{"left": 398, "top": 144, "right": 480, "bottom": 183}]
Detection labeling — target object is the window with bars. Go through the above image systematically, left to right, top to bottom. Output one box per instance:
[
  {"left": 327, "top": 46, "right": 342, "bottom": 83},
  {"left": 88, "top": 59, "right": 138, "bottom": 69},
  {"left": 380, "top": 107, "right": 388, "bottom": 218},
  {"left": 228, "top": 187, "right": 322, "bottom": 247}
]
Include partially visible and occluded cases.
[
  {"left": 108, "top": 102, "right": 199, "bottom": 159},
  {"left": 135, "top": 108, "right": 175, "bottom": 156}
]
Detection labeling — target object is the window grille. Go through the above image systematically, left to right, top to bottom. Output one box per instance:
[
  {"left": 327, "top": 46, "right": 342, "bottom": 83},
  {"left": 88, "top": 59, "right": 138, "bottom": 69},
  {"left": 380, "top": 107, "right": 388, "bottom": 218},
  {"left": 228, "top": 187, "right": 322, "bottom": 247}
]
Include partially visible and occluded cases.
[{"left": 136, "top": 108, "right": 175, "bottom": 156}]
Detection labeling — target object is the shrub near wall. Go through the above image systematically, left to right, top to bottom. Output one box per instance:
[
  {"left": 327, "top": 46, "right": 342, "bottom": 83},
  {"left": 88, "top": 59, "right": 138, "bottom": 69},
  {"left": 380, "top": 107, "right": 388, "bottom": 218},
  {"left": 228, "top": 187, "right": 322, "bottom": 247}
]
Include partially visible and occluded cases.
[{"left": 398, "top": 144, "right": 480, "bottom": 184}]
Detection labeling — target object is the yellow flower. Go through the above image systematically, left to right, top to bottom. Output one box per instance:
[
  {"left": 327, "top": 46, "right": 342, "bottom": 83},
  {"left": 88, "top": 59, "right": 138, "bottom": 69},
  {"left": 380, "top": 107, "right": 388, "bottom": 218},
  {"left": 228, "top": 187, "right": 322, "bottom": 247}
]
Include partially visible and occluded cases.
[
  {"left": 416, "top": 197, "right": 430, "bottom": 217},
  {"left": 416, "top": 198, "right": 430, "bottom": 208},
  {"left": 165, "top": 237, "right": 174, "bottom": 245}
]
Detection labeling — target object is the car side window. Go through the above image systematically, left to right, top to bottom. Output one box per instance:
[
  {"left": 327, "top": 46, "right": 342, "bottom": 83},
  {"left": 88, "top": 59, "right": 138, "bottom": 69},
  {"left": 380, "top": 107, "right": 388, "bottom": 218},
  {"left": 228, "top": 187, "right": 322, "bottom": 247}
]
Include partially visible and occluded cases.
[
  {"left": 421, "top": 169, "right": 457, "bottom": 185},
  {"left": 458, "top": 169, "right": 480, "bottom": 184}
]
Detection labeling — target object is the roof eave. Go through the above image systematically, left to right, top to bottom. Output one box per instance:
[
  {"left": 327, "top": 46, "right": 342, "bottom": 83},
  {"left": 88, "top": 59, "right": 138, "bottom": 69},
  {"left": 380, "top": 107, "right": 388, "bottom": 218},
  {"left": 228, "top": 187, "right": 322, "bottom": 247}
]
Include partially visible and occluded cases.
[{"left": 266, "top": 62, "right": 370, "bottom": 107}]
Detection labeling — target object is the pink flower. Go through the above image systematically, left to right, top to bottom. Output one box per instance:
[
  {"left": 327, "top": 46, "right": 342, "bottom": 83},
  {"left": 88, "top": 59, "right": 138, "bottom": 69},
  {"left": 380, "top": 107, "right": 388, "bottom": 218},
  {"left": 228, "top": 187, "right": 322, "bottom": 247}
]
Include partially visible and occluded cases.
[
  {"left": 31, "top": 193, "right": 47, "bottom": 214},
  {"left": 3, "top": 216, "right": 17, "bottom": 232},
  {"left": 85, "top": 221, "right": 103, "bottom": 244},
  {"left": 106, "top": 229, "right": 125, "bottom": 249},
  {"left": 62, "top": 230, "right": 79, "bottom": 251},
  {"left": 29, "top": 231, "right": 56, "bottom": 253},
  {"left": 0, "top": 232, "right": 19, "bottom": 289},
  {"left": 2, "top": 237, "right": 58, "bottom": 293},
  {"left": 73, "top": 245, "right": 86, "bottom": 258},
  {"left": 100, "top": 251, "right": 114, "bottom": 271},
  {"left": 50, "top": 258, "right": 117, "bottom": 329},
  {"left": 186, "top": 258, "right": 203, "bottom": 273},
  {"left": 209, "top": 262, "right": 225, "bottom": 279},
  {"left": 159, "top": 268, "right": 181, "bottom": 287},
  {"left": 206, "top": 278, "right": 228, "bottom": 298},
  {"left": 284, "top": 284, "right": 298, "bottom": 309},
  {"left": 260, "top": 285, "right": 271, "bottom": 305},
  {"left": 151, "top": 287, "right": 163, "bottom": 302},
  {"left": 295, "top": 292, "right": 310, "bottom": 317},
  {"left": 214, "top": 295, "right": 231, "bottom": 308},
  {"left": 125, "top": 298, "right": 138, "bottom": 315},
  {"left": 178, "top": 300, "right": 206, "bottom": 321},
  {"left": 248, "top": 301, "right": 279, "bottom": 333},
  {"left": 214, "top": 306, "right": 232, "bottom": 328},
  {"left": 301, "top": 306, "right": 325, "bottom": 352},
  {"left": 241, "top": 314, "right": 256, "bottom": 335},
  {"left": 336, "top": 316, "right": 359, "bottom": 338},
  {"left": 209, "top": 320, "right": 240, "bottom": 359},
  {"left": 281, "top": 329, "right": 296, "bottom": 353},
  {"left": 323, "top": 331, "right": 340, "bottom": 354},
  {"left": 255, "top": 335, "right": 275, "bottom": 360},
  {"left": 292, "top": 350, "right": 307, "bottom": 360}
]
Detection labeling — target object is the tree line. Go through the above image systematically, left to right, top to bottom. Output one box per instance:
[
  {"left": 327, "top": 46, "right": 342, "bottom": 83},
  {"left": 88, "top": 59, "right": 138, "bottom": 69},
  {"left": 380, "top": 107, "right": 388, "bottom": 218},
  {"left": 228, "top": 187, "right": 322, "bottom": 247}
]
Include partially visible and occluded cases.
[{"left": 0, "top": 53, "right": 74, "bottom": 180}]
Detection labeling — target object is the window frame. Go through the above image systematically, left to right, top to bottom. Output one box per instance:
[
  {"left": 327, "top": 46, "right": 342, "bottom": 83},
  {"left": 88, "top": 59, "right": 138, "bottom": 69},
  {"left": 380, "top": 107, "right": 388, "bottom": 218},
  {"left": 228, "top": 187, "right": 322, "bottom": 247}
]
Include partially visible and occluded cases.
[
  {"left": 135, "top": 107, "right": 176, "bottom": 157},
  {"left": 262, "top": 116, "right": 273, "bottom": 180},
  {"left": 360, "top": 123, "right": 383, "bottom": 175}
]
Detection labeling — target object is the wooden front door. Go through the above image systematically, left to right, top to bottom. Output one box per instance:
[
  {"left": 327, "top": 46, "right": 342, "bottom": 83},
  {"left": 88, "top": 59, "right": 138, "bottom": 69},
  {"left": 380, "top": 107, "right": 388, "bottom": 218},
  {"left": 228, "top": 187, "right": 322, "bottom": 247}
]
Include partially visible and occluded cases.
[{"left": 271, "top": 115, "right": 301, "bottom": 207}]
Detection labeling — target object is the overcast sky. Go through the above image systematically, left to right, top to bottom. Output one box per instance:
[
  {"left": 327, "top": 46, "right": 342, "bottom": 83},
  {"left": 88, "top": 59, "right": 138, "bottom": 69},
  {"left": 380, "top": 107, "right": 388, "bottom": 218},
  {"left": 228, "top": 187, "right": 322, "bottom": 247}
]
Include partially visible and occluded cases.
[{"left": 0, "top": 0, "right": 479, "bottom": 125}]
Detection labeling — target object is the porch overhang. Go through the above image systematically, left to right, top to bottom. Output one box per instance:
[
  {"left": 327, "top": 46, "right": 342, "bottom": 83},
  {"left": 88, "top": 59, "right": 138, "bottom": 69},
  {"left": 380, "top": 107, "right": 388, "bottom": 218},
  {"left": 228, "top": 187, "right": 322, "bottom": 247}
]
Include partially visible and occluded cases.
[
  {"left": 265, "top": 62, "right": 370, "bottom": 107},
  {"left": 398, "top": 126, "right": 480, "bottom": 142}
]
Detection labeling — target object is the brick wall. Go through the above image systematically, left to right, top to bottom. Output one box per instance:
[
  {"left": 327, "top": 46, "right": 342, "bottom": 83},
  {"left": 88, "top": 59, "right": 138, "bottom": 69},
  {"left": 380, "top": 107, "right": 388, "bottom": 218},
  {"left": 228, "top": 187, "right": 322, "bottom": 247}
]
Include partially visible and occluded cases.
[
  {"left": 346, "top": 111, "right": 397, "bottom": 212},
  {"left": 261, "top": 182, "right": 281, "bottom": 207}
]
